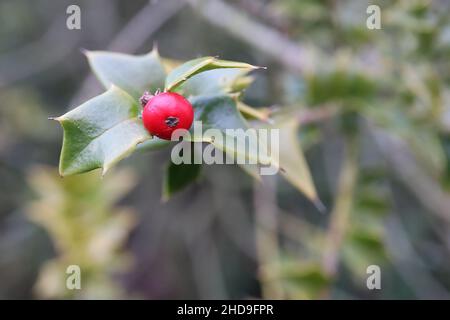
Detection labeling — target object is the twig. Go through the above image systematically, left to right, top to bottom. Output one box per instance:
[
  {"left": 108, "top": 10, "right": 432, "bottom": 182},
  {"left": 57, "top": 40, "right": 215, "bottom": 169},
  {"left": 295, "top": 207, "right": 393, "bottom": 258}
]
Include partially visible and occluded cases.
[
  {"left": 188, "top": 0, "right": 310, "bottom": 73},
  {"left": 297, "top": 105, "right": 338, "bottom": 126},
  {"left": 322, "top": 139, "right": 358, "bottom": 277},
  {"left": 253, "top": 176, "right": 284, "bottom": 299}
]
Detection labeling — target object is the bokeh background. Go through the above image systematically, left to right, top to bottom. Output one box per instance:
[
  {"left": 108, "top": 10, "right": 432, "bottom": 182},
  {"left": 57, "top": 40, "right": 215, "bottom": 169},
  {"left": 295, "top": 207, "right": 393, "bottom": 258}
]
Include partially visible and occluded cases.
[{"left": 1, "top": 0, "right": 450, "bottom": 299}]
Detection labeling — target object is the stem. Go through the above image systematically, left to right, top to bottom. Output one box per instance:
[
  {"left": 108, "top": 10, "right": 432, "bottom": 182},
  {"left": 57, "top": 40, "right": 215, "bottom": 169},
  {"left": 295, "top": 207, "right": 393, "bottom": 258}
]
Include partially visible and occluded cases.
[
  {"left": 237, "top": 102, "right": 271, "bottom": 123},
  {"left": 322, "top": 139, "right": 358, "bottom": 278},
  {"left": 253, "top": 176, "right": 283, "bottom": 299}
]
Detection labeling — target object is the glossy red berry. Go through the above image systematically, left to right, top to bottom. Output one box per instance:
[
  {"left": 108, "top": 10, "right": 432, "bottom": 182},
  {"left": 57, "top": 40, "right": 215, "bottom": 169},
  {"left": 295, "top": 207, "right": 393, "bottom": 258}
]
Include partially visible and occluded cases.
[{"left": 141, "top": 91, "right": 194, "bottom": 140}]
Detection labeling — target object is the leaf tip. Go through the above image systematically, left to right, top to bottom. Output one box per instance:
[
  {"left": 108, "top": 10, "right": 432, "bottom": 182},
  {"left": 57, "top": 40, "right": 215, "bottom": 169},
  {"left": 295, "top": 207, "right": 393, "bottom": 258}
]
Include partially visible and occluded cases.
[
  {"left": 151, "top": 42, "right": 160, "bottom": 57},
  {"left": 80, "top": 48, "right": 90, "bottom": 56},
  {"left": 253, "top": 65, "right": 267, "bottom": 70},
  {"left": 51, "top": 115, "right": 65, "bottom": 122},
  {"left": 58, "top": 165, "right": 66, "bottom": 178},
  {"left": 101, "top": 166, "right": 109, "bottom": 177},
  {"left": 313, "top": 198, "right": 327, "bottom": 214}
]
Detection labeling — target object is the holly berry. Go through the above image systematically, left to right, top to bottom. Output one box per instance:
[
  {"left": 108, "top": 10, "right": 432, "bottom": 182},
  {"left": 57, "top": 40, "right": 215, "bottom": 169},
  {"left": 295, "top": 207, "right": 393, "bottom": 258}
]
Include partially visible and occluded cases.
[{"left": 140, "top": 91, "right": 194, "bottom": 140}]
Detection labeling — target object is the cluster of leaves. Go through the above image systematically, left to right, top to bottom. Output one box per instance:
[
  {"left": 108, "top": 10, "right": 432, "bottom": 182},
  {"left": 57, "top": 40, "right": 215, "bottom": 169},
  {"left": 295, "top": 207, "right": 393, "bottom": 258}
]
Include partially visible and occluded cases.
[
  {"left": 55, "top": 49, "right": 320, "bottom": 203},
  {"left": 27, "top": 166, "right": 137, "bottom": 299}
]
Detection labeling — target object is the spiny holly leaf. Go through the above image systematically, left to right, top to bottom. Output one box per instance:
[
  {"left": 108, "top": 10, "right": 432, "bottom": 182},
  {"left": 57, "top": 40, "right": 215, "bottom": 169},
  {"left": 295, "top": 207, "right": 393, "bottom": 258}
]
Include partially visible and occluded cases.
[
  {"left": 85, "top": 48, "right": 166, "bottom": 99},
  {"left": 165, "top": 56, "right": 259, "bottom": 92},
  {"left": 176, "top": 68, "right": 254, "bottom": 97},
  {"left": 55, "top": 86, "right": 150, "bottom": 176},
  {"left": 191, "top": 94, "right": 248, "bottom": 130},
  {"left": 162, "top": 95, "right": 261, "bottom": 197},
  {"left": 189, "top": 95, "right": 277, "bottom": 176},
  {"left": 276, "top": 117, "right": 320, "bottom": 206}
]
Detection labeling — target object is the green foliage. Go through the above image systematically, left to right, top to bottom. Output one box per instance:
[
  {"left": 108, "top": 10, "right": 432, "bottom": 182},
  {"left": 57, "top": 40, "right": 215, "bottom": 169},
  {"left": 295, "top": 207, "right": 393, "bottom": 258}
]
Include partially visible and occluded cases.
[
  {"left": 2, "top": 0, "right": 450, "bottom": 301},
  {"left": 85, "top": 49, "right": 166, "bottom": 99},
  {"left": 55, "top": 51, "right": 318, "bottom": 203},
  {"left": 164, "top": 56, "right": 258, "bottom": 92},
  {"left": 176, "top": 68, "right": 253, "bottom": 97},
  {"left": 306, "top": 70, "right": 376, "bottom": 107},
  {"left": 56, "top": 86, "right": 150, "bottom": 176},
  {"left": 276, "top": 116, "right": 320, "bottom": 203},
  {"left": 27, "top": 166, "right": 137, "bottom": 298},
  {"left": 278, "top": 260, "right": 330, "bottom": 299}
]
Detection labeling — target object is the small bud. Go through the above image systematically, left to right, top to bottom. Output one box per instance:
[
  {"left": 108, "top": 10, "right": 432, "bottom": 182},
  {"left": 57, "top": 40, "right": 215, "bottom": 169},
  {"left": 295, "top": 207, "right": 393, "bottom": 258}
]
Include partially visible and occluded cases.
[{"left": 139, "top": 91, "right": 153, "bottom": 107}]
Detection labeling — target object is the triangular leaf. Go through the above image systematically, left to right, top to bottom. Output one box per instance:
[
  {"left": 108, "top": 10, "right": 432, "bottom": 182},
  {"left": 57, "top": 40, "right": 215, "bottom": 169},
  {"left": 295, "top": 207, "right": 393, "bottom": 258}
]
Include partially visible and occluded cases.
[
  {"left": 85, "top": 49, "right": 166, "bottom": 99},
  {"left": 165, "top": 56, "right": 258, "bottom": 92},
  {"left": 56, "top": 86, "right": 151, "bottom": 176},
  {"left": 188, "top": 95, "right": 278, "bottom": 175},
  {"left": 277, "top": 117, "right": 320, "bottom": 204}
]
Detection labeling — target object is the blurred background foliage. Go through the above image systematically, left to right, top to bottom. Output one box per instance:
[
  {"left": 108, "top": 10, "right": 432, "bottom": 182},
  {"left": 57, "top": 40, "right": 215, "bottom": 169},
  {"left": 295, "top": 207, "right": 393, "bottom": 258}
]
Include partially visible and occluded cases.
[{"left": 0, "top": 0, "right": 450, "bottom": 299}]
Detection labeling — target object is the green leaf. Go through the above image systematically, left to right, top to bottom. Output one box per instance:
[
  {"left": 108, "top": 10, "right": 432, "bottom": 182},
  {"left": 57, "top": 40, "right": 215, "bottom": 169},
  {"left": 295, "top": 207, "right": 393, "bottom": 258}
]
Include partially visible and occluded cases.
[
  {"left": 85, "top": 48, "right": 166, "bottom": 99},
  {"left": 165, "top": 56, "right": 258, "bottom": 92},
  {"left": 176, "top": 68, "right": 253, "bottom": 97},
  {"left": 56, "top": 86, "right": 150, "bottom": 176},
  {"left": 188, "top": 94, "right": 276, "bottom": 178},
  {"left": 191, "top": 94, "right": 248, "bottom": 130},
  {"left": 276, "top": 117, "right": 320, "bottom": 205},
  {"left": 163, "top": 161, "right": 201, "bottom": 201}
]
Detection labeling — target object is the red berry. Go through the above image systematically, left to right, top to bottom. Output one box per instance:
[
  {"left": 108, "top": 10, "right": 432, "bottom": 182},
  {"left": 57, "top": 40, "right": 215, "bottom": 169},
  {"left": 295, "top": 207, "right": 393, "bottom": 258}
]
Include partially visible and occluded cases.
[{"left": 141, "top": 92, "right": 194, "bottom": 140}]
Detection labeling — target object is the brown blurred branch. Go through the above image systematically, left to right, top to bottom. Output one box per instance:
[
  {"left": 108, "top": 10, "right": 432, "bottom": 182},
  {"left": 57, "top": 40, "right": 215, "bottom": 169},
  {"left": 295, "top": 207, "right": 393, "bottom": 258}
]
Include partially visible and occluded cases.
[
  {"left": 188, "top": 0, "right": 309, "bottom": 73},
  {"left": 297, "top": 105, "right": 338, "bottom": 126}
]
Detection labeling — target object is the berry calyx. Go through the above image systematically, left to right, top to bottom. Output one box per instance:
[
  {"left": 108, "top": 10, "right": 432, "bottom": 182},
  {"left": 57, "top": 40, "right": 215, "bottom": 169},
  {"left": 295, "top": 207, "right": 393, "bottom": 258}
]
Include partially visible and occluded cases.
[{"left": 140, "top": 91, "right": 194, "bottom": 140}]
